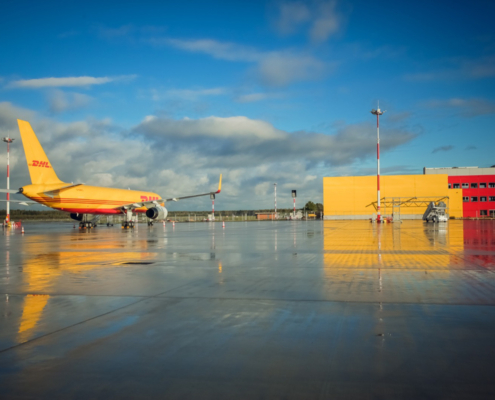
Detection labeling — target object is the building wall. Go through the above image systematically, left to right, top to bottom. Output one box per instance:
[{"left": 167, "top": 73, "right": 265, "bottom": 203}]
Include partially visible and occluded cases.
[
  {"left": 323, "top": 174, "right": 463, "bottom": 219},
  {"left": 448, "top": 175, "right": 495, "bottom": 218},
  {"left": 256, "top": 213, "right": 276, "bottom": 220}
]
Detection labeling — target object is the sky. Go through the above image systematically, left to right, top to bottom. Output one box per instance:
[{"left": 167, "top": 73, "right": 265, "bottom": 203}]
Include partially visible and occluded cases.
[{"left": 1, "top": 0, "right": 494, "bottom": 211}]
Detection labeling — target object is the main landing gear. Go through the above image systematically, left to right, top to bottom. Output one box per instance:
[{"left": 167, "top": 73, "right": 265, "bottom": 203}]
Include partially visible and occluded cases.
[
  {"left": 121, "top": 209, "right": 137, "bottom": 229},
  {"left": 71, "top": 213, "right": 100, "bottom": 230},
  {"left": 121, "top": 220, "right": 135, "bottom": 229},
  {"left": 79, "top": 221, "right": 97, "bottom": 229}
]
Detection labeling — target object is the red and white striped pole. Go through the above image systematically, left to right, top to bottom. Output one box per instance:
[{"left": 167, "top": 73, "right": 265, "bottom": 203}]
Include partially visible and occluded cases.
[
  {"left": 371, "top": 106, "right": 384, "bottom": 223},
  {"left": 3, "top": 137, "right": 14, "bottom": 224},
  {"left": 274, "top": 183, "right": 277, "bottom": 219},
  {"left": 210, "top": 193, "right": 215, "bottom": 221}
]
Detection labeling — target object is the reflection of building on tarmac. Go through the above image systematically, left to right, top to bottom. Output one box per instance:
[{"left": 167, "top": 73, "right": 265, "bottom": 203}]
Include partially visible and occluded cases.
[
  {"left": 323, "top": 221, "right": 464, "bottom": 273},
  {"left": 12, "top": 235, "right": 156, "bottom": 343}
]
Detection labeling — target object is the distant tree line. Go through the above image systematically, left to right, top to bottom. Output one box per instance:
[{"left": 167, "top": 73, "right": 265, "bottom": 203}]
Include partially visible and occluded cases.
[
  {"left": 1, "top": 204, "right": 324, "bottom": 221},
  {"left": 0, "top": 209, "right": 72, "bottom": 221}
]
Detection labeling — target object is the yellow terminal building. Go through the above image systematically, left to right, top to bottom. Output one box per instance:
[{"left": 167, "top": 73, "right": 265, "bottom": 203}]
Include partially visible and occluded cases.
[{"left": 323, "top": 174, "right": 463, "bottom": 219}]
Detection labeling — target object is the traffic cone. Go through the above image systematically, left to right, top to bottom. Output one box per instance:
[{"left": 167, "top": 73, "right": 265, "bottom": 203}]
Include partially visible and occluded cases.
[
  {"left": 163, "top": 221, "right": 165, "bottom": 227},
  {"left": 173, "top": 221, "right": 175, "bottom": 228},
  {"left": 222, "top": 221, "right": 225, "bottom": 228},
  {"left": 21, "top": 226, "right": 24, "bottom": 234}
]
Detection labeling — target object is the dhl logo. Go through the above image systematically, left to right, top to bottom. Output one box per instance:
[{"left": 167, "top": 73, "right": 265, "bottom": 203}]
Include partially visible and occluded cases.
[
  {"left": 31, "top": 160, "right": 51, "bottom": 168},
  {"left": 141, "top": 196, "right": 160, "bottom": 201}
]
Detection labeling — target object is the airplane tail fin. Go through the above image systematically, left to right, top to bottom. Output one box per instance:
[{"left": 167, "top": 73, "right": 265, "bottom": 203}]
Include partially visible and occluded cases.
[{"left": 17, "top": 120, "right": 63, "bottom": 185}]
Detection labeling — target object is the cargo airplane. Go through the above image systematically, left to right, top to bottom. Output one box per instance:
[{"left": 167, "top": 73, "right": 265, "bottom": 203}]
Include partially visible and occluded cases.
[{"left": 1, "top": 120, "right": 222, "bottom": 228}]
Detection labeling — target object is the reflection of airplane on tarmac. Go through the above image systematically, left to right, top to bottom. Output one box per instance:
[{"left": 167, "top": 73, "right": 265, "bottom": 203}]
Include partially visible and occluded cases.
[{"left": 1, "top": 120, "right": 221, "bottom": 228}]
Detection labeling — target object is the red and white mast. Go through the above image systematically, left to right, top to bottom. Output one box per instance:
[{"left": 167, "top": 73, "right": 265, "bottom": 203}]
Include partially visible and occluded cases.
[
  {"left": 371, "top": 105, "right": 384, "bottom": 223},
  {"left": 3, "top": 137, "right": 14, "bottom": 224},
  {"left": 274, "top": 183, "right": 277, "bottom": 219},
  {"left": 210, "top": 193, "right": 215, "bottom": 221}
]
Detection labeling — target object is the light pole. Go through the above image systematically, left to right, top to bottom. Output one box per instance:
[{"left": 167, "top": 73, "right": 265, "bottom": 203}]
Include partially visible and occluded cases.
[
  {"left": 371, "top": 105, "right": 385, "bottom": 223},
  {"left": 2, "top": 137, "right": 14, "bottom": 225},
  {"left": 274, "top": 183, "right": 277, "bottom": 219},
  {"left": 292, "top": 190, "right": 297, "bottom": 218},
  {"left": 210, "top": 193, "right": 215, "bottom": 221}
]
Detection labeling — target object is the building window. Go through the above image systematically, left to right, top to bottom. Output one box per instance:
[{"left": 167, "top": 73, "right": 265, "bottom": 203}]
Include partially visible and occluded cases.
[
  {"left": 448, "top": 183, "right": 451, "bottom": 189},
  {"left": 453, "top": 183, "right": 460, "bottom": 189},
  {"left": 462, "top": 183, "right": 469, "bottom": 188},
  {"left": 471, "top": 183, "right": 478, "bottom": 188},
  {"left": 480, "top": 183, "right": 487, "bottom": 188},
  {"left": 490, "top": 183, "right": 495, "bottom": 188},
  {"left": 463, "top": 196, "right": 469, "bottom": 202},
  {"left": 481, "top": 196, "right": 487, "bottom": 202},
  {"left": 490, "top": 196, "right": 495, "bottom": 202},
  {"left": 471, "top": 197, "right": 478, "bottom": 202},
  {"left": 480, "top": 210, "right": 487, "bottom": 216}
]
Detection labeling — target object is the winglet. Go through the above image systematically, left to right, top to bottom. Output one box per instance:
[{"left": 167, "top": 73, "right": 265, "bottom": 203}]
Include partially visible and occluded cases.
[{"left": 216, "top": 174, "right": 222, "bottom": 193}]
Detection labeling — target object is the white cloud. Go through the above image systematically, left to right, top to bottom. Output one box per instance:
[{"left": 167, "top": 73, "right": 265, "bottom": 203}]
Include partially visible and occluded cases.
[
  {"left": 273, "top": 1, "right": 343, "bottom": 42},
  {"left": 310, "top": 1, "right": 341, "bottom": 43},
  {"left": 275, "top": 2, "right": 311, "bottom": 35},
  {"left": 156, "top": 37, "right": 328, "bottom": 87},
  {"left": 158, "top": 38, "right": 261, "bottom": 62},
  {"left": 257, "top": 53, "right": 326, "bottom": 86},
  {"left": 404, "top": 56, "right": 495, "bottom": 81},
  {"left": 8, "top": 75, "right": 137, "bottom": 89},
  {"left": 157, "top": 87, "right": 227, "bottom": 101},
  {"left": 48, "top": 90, "right": 92, "bottom": 113},
  {"left": 235, "top": 92, "right": 283, "bottom": 103},
  {"left": 423, "top": 97, "right": 495, "bottom": 117},
  {"left": 0, "top": 102, "right": 416, "bottom": 211},
  {"left": 133, "top": 115, "right": 416, "bottom": 168},
  {"left": 255, "top": 182, "right": 271, "bottom": 196}
]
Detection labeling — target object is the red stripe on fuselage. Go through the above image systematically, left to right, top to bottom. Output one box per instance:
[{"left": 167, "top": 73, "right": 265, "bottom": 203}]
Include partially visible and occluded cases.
[{"left": 53, "top": 208, "right": 148, "bottom": 215}]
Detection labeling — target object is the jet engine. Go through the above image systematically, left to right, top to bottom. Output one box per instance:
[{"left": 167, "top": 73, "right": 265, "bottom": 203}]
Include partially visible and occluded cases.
[
  {"left": 146, "top": 205, "right": 168, "bottom": 220},
  {"left": 70, "top": 213, "right": 83, "bottom": 221}
]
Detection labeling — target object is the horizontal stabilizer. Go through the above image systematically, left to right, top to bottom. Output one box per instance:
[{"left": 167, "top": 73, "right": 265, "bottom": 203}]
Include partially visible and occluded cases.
[
  {"left": 0, "top": 189, "right": 21, "bottom": 194},
  {"left": 0, "top": 199, "right": 38, "bottom": 205}
]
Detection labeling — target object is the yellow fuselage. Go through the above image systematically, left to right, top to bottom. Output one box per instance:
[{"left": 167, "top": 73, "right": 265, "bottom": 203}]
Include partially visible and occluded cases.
[{"left": 21, "top": 183, "right": 162, "bottom": 215}]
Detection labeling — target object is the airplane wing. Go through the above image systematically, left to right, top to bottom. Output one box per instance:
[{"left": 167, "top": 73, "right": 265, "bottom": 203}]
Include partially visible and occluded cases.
[{"left": 117, "top": 174, "right": 222, "bottom": 211}]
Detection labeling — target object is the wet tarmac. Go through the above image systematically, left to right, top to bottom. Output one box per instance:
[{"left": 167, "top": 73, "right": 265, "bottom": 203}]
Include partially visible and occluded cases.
[{"left": 1, "top": 220, "right": 495, "bottom": 399}]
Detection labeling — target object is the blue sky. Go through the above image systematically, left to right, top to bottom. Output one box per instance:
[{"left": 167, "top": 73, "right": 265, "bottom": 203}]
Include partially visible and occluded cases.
[{"left": 1, "top": 0, "right": 494, "bottom": 211}]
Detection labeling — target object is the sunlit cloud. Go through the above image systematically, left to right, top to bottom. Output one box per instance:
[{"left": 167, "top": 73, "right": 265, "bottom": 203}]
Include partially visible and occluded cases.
[
  {"left": 273, "top": 1, "right": 344, "bottom": 43},
  {"left": 152, "top": 37, "right": 328, "bottom": 87},
  {"left": 8, "top": 75, "right": 137, "bottom": 89},
  {"left": 48, "top": 90, "right": 92, "bottom": 113},
  {"left": 0, "top": 102, "right": 417, "bottom": 210}
]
